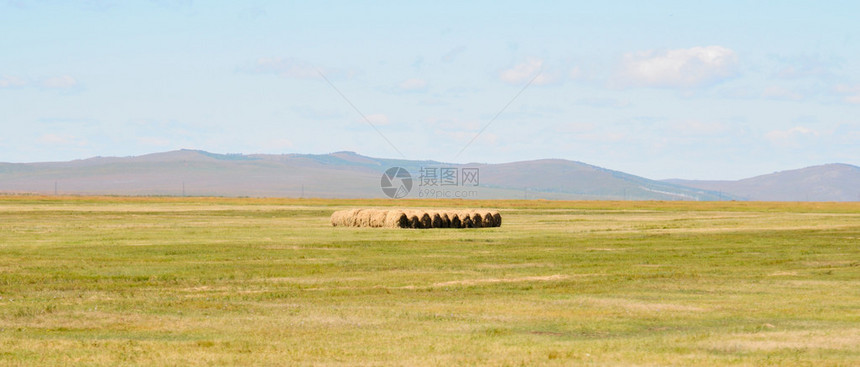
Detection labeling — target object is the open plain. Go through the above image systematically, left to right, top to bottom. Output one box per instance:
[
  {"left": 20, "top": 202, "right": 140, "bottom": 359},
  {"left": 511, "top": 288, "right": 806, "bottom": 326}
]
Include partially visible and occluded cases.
[{"left": 0, "top": 196, "right": 858, "bottom": 366}]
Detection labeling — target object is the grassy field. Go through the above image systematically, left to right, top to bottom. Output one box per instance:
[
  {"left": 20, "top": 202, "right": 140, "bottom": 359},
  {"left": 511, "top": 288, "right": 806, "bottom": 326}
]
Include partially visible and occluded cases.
[{"left": 0, "top": 196, "right": 858, "bottom": 366}]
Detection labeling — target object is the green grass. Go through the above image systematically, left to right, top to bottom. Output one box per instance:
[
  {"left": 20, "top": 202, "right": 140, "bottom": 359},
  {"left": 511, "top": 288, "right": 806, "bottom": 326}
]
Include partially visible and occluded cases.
[{"left": 0, "top": 196, "right": 858, "bottom": 366}]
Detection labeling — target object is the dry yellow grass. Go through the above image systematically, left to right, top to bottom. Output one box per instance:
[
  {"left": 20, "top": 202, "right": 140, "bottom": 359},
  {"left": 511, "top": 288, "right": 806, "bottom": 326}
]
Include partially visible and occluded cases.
[{"left": 1, "top": 196, "right": 858, "bottom": 366}]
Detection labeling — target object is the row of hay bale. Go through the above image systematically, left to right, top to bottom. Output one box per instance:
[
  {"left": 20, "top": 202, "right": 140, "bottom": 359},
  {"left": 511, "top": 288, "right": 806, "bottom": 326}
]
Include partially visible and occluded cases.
[{"left": 330, "top": 209, "right": 501, "bottom": 229}]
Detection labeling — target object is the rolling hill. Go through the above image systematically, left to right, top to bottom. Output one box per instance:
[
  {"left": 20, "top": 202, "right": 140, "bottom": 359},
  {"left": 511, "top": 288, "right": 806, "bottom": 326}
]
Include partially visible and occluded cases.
[
  {"left": 0, "top": 149, "right": 732, "bottom": 200},
  {"left": 1, "top": 150, "right": 856, "bottom": 201},
  {"left": 664, "top": 163, "right": 860, "bottom": 202}
]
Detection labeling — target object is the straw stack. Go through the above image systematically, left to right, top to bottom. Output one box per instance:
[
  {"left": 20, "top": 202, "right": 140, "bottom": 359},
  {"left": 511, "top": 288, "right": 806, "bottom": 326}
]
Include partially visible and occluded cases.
[{"left": 330, "top": 209, "right": 502, "bottom": 229}]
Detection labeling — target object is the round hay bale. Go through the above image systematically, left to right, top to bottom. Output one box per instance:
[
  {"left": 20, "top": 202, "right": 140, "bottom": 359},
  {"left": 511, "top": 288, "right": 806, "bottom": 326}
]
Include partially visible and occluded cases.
[
  {"left": 331, "top": 208, "right": 500, "bottom": 229},
  {"left": 333, "top": 209, "right": 360, "bottom": 227},
  {"left": 347, "top": 209, "right": 363, "bottom": 226},
  {"left": 357, "top": 209, "right": 374, "bottom": 227},
  {"left": 368, "top": 209, "right": 388, "bottom": 227},
  {"left": 329, "top": 210, "right": 338, "bottom": 226},
  {"left": 330, "top": 210, "right": 346, "bottom": 226},
  {"left": 340, "top": 210, "right": 354, "bottom": 227},
  {"left": 384, "top": 210, "right": 409, "bottom": 228},
  {"left": 402, "top": 210, "right": 416, "bottom": 228},
  {"left": 395, "top": 211, "right": 410, "bottom": 228},
  {"left": 407, "top": 211, "right": 421, "bottom": 229},
  {"left": 458, "top": 211, "right": 472, "bottom": 228},
  {"left": 481, "top": 211, "right": 495, "bottom": 227},
  {"left": 419, "top": 212, "right": 432, "bottom": 229},
  {"left": 430, "top": 212, "right": 443, "bottom": 228},
  {"left": 440, "top": 212, "right": 451, "bottom": 228},
  {"left": 470, "top": 212, "right": 483, "bottom": 228},
  {"left": 450, "top": 213, "right": 462, "bottom": 228},
  {"left": 461, "top": 214, "right": 473, "bottom": 228}
]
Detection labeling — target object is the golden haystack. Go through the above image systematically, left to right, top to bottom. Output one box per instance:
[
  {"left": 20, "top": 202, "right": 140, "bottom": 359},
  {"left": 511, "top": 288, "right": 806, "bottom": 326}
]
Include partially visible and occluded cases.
[
  {"left": 330, "top": 209, "right": 502, "bottom": 229},
  {"left": 348, "top": 209, "right": 363, "bottom": 226},
  {"left": 368, "top": 209, "right": 388, "bottom": 227},
  {"left": 330, "top": 210, "right": 348, "bottom": 227},
  {"left": 384, "top": 211, "right": 409, "bottom": 228},
  {"left": 406, "top": 211, "right": 421, "bottom": 228},
  {"left": 481, "top": 211, "right": 495, "bottom": 227},
  {"left": 419, "top": 212, "right": 431, "bottom": 228},
  {"left": 430, "top": 212, "right": 443, "bottom": 228},
  {"left": 440, "top": 212, "right": 451, "bottom": 228},
  {"left": 470, "top": 212, "right": 483, "bottom": 228},
  {"left": 450, "top": 213, "right": 462, "bottom": 228},
  {"left": 461, "top": 213, "right": 473, "bottom": 228}
]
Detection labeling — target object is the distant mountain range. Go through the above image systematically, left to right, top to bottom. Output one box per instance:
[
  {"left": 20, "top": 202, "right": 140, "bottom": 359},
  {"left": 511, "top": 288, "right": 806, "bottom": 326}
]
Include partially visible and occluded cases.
[
  {"left": 0, "top": 150, "right": 857, "bottom": 201},
  {"left": 663, "top": 163, "right": 860, "bottom": 201}
]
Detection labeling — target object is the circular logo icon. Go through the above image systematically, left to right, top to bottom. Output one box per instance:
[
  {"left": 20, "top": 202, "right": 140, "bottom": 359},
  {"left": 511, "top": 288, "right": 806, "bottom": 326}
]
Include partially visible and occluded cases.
[{"left": 380, "top": 167, "right": 412, "bottom": 199}]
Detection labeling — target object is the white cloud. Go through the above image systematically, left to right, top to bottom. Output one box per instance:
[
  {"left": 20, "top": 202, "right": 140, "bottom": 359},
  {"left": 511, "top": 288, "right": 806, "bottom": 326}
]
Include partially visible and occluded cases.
[
  {"left": 620, "top": 46, "right": 738, "bottom": 88},
  {"left": 499, "top": 58, "right": 556, "bottom": 85},
  {"left": 0, "top": 75, "right": 28, "bottom": 88},
  {"left": 0, "top": 75, "right": 79, "bottom": 90},
  {"left": 40, "top": 75, "right": 77, "bottom": 89},
  {"left": 398, "top": 78, "right": 427, "bottom": 92},
  {"left": 834, "top": 84, "right": 860, "bottom": 104},
  {"left": 762, "top": 86, "right": 803, "bottom": 101},
  {"left": 765, "top": 126, "right": 818, "bottom": 147}
]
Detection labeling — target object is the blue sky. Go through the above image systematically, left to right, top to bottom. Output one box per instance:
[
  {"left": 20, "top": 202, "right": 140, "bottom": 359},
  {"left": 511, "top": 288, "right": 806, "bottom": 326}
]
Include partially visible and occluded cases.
[{"left": 1, "top": 1, "right": 858, "bottom": 179}]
